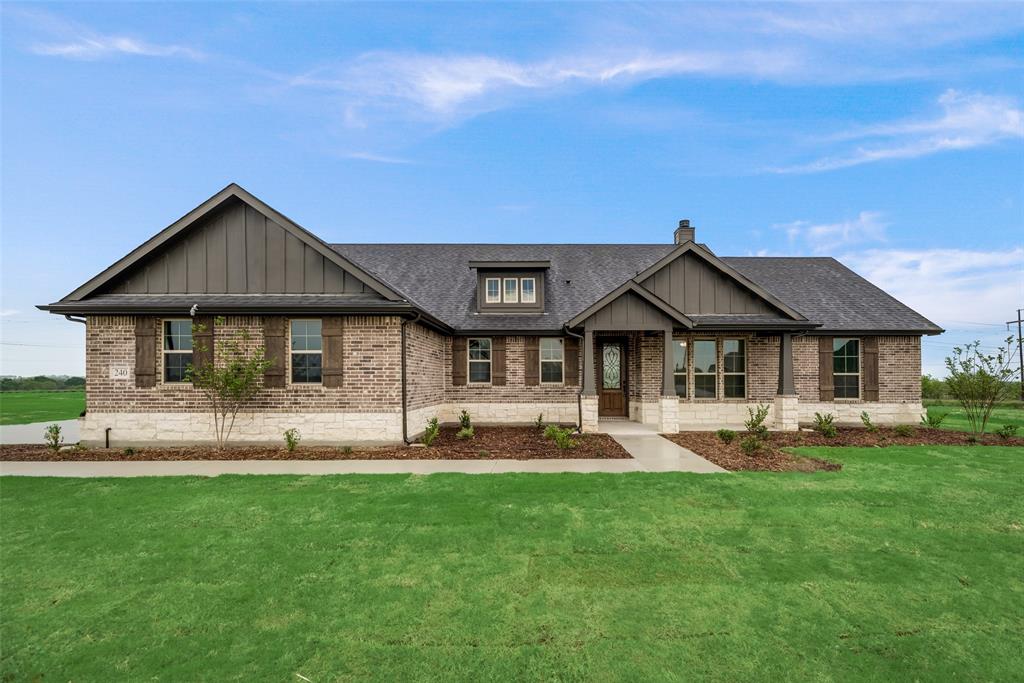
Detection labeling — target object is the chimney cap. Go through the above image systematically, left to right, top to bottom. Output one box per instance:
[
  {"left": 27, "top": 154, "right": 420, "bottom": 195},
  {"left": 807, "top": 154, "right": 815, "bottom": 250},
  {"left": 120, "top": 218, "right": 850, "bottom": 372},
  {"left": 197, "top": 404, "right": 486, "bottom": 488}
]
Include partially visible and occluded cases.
[{"left": 678, "top": 219, "right": 690, "bottom": 228}]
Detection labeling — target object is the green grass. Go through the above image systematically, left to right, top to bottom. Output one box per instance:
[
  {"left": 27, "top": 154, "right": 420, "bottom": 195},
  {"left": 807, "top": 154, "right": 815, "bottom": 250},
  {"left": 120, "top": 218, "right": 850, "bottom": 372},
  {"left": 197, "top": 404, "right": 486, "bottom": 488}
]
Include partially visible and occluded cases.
[
  {"left": 0, "top": 390, "right": 85, "bottom": 425},
  {"left": 925, "top": 402, "right": 1024, "bottom": 434},
  {"left": 3, "top": 446, "right": 1022, "bottom": 681}
]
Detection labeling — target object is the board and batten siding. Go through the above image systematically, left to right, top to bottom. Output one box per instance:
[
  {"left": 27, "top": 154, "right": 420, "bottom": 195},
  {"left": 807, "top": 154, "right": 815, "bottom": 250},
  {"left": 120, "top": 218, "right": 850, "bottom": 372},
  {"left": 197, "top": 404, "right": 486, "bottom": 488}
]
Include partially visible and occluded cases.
[
  {"left": 102, "top": 198, "right": 378, "bottom": 297},
  {"left": 640, "top": 250, "right": 773, "bottom": 314},
  {"left": 585, "top": 291, "right": 674, "bottom": 330}
]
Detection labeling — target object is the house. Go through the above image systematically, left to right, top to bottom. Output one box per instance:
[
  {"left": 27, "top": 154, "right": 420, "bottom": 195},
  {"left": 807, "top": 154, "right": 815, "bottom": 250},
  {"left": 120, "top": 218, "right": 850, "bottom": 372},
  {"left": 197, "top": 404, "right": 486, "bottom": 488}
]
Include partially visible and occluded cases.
[{"left": 40, "top": 184, "right": 942, "bottom": 446}]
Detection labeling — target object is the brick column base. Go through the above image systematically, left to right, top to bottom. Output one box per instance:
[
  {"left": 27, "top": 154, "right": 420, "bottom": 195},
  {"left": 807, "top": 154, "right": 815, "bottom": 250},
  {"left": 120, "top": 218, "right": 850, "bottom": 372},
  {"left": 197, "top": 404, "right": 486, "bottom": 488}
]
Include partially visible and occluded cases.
[
  {"left": 774, "top": 395, "right": 799, "bottom": 431},
  {"left": 580, "top": 396, "right": 600, "bottom": 433},
  {"left": 659, "top": 396, "right": 679, "bottom": 434}
]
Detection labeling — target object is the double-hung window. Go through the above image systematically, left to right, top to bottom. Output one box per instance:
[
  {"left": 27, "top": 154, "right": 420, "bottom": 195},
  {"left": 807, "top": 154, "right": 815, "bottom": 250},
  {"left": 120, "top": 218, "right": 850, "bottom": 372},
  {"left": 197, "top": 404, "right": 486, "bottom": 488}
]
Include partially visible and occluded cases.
[
  {"left": 484, "top": 278, "right": 501, "bottom": 304},
  {"left": 502, "top": 278, "right": 519, "bottom": 303},
  {"left": 521, "top": 278, "right": 537, "bottom": 304},
  {"left": 290, "top": 319, "right": 322, "bottom": 384},
  {"left": 163, "top": 320, "right": 193, "bottom": 383},
  {"left": 468, "top": 338, "right": 492, "bottom": 383},
  {"left": 540, "top": 338, "right": 564, "bottom": 383},
  {"left": 833, "top": 338, "right": 860, "bottom": 399},
  {"left": 723, "top": 339, "right": 746, "bottom": 398},
  {"left": 673, "top": 340, "right": 688, "bottom": 397},
  {"left": 693, "top": 340, "right": 717, "bottom": 399}
]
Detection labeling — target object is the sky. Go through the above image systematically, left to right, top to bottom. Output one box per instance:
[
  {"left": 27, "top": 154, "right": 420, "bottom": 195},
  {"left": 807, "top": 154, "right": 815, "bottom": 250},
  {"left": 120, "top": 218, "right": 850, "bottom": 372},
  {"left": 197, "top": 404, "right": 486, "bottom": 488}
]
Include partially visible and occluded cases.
[{"left": 1, "top": 2, "right": 1022, "bottom": 378}]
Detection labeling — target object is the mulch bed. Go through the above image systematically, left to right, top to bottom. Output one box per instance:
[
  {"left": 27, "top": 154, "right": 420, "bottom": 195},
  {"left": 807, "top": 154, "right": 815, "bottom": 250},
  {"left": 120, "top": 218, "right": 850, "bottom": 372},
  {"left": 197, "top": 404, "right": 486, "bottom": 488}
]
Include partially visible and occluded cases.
[
  {"left": 0, "top": 426, "right": 630, "bottom": 462},
  {"left": 664, "top": 426, "right": 1024, "bottom": 473}
]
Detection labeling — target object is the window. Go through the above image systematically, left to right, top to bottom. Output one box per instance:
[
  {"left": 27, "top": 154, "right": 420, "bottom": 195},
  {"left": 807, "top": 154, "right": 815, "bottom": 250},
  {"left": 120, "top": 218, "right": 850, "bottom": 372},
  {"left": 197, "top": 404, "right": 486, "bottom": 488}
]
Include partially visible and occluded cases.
[
  {"left": 485, "top": 278, "right": 501, "bottom": 304},
  {"left": 503, "top": 278, "right": 519, "bottom": 303},
  {"left": 521, "top": 278, "right": 536, "bottom": 304},
  {"left": 290, "top": 319, "right": 322, "bottom": 384},
  {"left": 163, "top": 320, "right": 193, "bottom": 383},
  {"left": 468, "top": 338, "right": 492, "bottom": 383},
  {"left": 540, "top": 338, "right": 564, "bottom": 383},
  {"left": 833, "top": 338, "right": 860, "bottom": 399},
  {"left": 723, "top": 339, "right": 746, "bottom": 399},
  {"left": 673, "top": 340, "right": 688, "bottom": 398},
  {"left": 693, "top": 340, "right": 717, "bottom": 398}
]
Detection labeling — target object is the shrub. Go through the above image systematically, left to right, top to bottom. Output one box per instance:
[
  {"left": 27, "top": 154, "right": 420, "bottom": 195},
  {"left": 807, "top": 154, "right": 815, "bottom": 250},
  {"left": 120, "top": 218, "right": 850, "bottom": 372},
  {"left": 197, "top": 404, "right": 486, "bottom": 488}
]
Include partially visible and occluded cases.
[
  {"left": 944, "top": 338, "right": 1018, "bottom": 434},
  {"left": 744, "top": 404, "right": 770, "bottom": 441},
  {"left": 458, "top": 410, "right": 472, "bottom": 430},
  {"left": 860, "top": 411, "right": 877, "bottom": 432},
  {"left": 921, "top": 411, "right": 948, "bottom": 428},
  {"left": 812, "top": 412, "right": 837, "bottom": 438},
  {"left": 534, "top": 413, "right": 545, "bottom": 429},
  {"left": 421, "top": 417, "right": 440, "bottom": 447},
  {"left": 43, "top": 424, "right": 63, "bottom": 451},
  {"left": 544, "top": 424, "right": 577, "bottom": 450},
  {"left": 893, "top": 424, "right": 915, "bottom": 437},
  {"left": 995, "top": 424, "right": 1019, "bottom": 439},
  {"left": 456, "top": 426, "right": 475, "bottom": 440},
  {"left": 283, "top": 428, "right": 301, "bottom": 452},
  {"left": 716, "top": 429, "right": 737, "bottom": 444},
  {"left": 739, "top": 436, "right": 763, "bottom": 455},
  {"left": 342, "top": 445, "right": 353, "bottom": 454},
  {"left": 123, "top": 447, "right": 136, "bottom": 456},
  {"left": 478, "top": 450, "right": 491, "bottom": 458}
]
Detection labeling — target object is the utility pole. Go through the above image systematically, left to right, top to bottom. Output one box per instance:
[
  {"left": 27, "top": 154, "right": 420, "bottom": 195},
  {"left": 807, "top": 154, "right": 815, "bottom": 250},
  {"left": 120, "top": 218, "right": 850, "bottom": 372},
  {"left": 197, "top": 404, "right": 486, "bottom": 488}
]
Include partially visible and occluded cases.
[{"left": 1008, "top": 309, "right": 1024, "bottom": 401}]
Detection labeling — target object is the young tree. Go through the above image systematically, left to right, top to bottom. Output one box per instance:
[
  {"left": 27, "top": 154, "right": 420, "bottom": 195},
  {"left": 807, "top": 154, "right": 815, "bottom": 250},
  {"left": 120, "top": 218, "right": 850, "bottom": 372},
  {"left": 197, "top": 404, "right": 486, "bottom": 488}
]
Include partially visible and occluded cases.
[
  {"left": 187, "top": 317, "right": 272, "bottom": 449},
  {"left": 944, "top": 338, "right": 1018, "bottom": 435}
]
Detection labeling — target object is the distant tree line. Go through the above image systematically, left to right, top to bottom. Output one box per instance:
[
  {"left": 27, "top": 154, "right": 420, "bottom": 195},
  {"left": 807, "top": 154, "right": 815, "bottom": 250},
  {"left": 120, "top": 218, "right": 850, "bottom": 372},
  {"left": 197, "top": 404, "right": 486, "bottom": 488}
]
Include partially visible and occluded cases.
[
  {"left": 923, "top": 374, "right": 1019, "bottom": 401},
  {"left": 0, "top": 376, "right": 85, "bottom": 392}
]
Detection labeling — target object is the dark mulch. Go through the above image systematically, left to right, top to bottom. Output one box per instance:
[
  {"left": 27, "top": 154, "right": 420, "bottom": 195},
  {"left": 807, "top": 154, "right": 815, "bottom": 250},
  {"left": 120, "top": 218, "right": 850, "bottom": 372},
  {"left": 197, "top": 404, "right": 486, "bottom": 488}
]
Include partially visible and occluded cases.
[
  {"left": 0, "top": 426, "right": 630, "bottom": 462},
  {"left": 665, "top": 426, "right": 1024, "bottom": 473}
]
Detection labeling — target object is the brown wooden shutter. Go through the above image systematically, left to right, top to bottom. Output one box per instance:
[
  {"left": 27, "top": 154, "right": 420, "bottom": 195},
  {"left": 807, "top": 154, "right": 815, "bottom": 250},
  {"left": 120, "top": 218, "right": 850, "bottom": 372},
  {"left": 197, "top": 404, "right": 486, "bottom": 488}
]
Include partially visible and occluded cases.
[
  {"left": 191, "top": 316, "right": 214, "bottom": 373},
  {"left": 322, "top": 316, "right": 344, "bottom": 388},
  {"left": 134, "top": 317, "right": 156, "bottom": 388},
  {"left": 263, "top": 317, "right": 287, "bottom": 388},
  {"left": 524, "top": 336, "right": 540, "bottom": 386},
  {"left": 818, "top": 336, "right": 834, "bottom": 401},
  {"left": 863, "top": 336, "right": 879, "bottom": 402},
  {"left": 452, "top": 337, "right": 467, "bottom": 386},
  {"left": 492, "top": 337, "right": 507, "bottom": 386},
  {"left": 563, "top": 337, "right": 580, "bottom": 386}
]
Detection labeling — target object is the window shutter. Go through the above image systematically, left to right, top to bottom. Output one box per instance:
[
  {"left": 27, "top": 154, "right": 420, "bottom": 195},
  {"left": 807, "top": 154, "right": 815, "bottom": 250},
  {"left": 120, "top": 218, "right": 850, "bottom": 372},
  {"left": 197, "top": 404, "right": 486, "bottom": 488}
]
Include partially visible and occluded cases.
[
  {"left": 191, "top": 316, "right": 214, "bottom": 373},
  {"left": 322, "top": 316, "right": 344, "bottom": 388},
  {"left": 134, "top": 317, "right": 156, "bottom": 388},
  {"left": 263, "top": 317, "right": 286, "bottom": 388},
  {"left": 524, "top": 336, "right": 540, "bottom": 386},
  {"left": 818, "top": 336, "right": 834, "bottom": 401},
  {"left": 863, "top": 336, "right": 879, "bottom": 401},
  {"left": 452, "top": 337, "right": 467, "bottom": 386},
  {"left": 492, "top": 337, "right": 507, "bottom": 386},
  {"left": 564, "top": 337, "right": 580, "bottom": 386}
]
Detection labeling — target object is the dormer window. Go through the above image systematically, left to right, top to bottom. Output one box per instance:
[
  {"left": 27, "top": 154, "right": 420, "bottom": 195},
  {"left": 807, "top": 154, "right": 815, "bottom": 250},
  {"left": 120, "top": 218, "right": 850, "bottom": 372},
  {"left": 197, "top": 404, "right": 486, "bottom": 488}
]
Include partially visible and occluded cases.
[
  {"left": 470, "top": 260, "right": 549, "bottom": 313},
  {"left": 485, "top": 278, "right": 501, "bottom": 304},
  {"left": 503, "top": 278, "right": 519, "bottom": 303},
  {"left": 521, "top": 278, "right": 536, "bottom": 304}
]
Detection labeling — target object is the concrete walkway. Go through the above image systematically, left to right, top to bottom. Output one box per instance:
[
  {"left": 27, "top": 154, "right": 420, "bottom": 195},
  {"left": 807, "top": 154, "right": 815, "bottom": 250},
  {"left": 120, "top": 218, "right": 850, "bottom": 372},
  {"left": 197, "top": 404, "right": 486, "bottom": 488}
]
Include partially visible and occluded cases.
[
  {"left": 0, "top": 419, "right": 79, "bottom": 445},
  {"left": 600, "top": 420, "right": 727, "bottom": 473}
]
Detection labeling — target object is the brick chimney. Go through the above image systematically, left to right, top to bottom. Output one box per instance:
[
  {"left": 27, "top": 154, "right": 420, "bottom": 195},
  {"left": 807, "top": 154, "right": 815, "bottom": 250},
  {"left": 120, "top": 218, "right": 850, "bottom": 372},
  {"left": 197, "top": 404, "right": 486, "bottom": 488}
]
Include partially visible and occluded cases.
[{"left": 674, "top": 219, "right": 695, "bottom": 244}]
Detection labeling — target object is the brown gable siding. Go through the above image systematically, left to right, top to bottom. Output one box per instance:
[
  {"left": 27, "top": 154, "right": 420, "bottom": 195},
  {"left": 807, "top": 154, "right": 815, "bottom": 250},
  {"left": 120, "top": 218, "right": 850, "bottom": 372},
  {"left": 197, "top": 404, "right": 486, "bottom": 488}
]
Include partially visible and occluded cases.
[{"left": 640, "top": 250, "right": 775, "bottom": 314}]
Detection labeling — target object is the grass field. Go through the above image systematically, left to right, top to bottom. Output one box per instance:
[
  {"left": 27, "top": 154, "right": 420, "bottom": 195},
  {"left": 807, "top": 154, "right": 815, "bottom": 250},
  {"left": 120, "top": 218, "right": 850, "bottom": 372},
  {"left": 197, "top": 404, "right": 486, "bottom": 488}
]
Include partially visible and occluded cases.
[
  {"left": 0, "top": 390, "right": 85, "bottom": 425},
  {"left": 925, "top": 401, "right": 1024, "bottom": 434},
  {"left": 3, "top": 445, "right": 1022, "bottom": 681}
]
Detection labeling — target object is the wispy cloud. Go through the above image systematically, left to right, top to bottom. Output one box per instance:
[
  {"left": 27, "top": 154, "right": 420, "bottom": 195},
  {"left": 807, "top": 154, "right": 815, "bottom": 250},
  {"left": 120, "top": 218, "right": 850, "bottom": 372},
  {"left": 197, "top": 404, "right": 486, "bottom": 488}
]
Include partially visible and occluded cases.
[
  {"left": 33, "top": 35, "right": 203, "bottom": 61},
  {"left": 773, "top": 90, "right": 1024, "bottom": 173},
  {"left": 342, "top": 151, "right": 415, "bottom": 165},
  {"left": 776, "top": 211, "right": 889, "bottom": 253},
  {"left": 0, "top": 309, "right": 21, "bottom": 317}
]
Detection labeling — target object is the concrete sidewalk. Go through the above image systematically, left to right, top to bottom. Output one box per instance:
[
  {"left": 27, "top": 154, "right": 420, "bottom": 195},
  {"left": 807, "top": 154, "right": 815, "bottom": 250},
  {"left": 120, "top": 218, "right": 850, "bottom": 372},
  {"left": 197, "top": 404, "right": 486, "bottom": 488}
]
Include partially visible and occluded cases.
[{"left": 600, "top": 420, "right": 727, "bottom": 473}]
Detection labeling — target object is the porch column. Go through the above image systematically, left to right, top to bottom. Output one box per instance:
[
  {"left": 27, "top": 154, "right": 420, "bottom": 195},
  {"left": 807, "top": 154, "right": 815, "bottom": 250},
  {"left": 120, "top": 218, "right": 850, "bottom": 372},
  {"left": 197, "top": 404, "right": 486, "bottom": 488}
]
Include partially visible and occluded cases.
[
  {"left": 580, "top": 323, "right": 599, "bottom": 433},
  {"left": 659, "top": 326, "right": 679, "bottom": 433},
  {"left": 774, "top": 332, "right": 799, "bottom": 431}
]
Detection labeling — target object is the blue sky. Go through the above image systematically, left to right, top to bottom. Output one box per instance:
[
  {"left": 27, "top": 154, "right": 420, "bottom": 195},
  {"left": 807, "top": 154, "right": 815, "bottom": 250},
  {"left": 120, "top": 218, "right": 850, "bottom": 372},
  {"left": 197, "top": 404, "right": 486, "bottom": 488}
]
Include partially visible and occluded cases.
[{"left": 2, "top": 2, "right": 1022, "bottom": 377}]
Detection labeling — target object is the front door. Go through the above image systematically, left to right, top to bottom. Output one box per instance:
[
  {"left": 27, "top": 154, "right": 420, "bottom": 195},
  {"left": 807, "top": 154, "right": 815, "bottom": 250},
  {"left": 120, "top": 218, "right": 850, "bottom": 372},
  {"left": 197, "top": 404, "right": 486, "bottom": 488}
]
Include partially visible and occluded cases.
[{"left": 598, "top": 341, "right": 627, "bottom": 416}]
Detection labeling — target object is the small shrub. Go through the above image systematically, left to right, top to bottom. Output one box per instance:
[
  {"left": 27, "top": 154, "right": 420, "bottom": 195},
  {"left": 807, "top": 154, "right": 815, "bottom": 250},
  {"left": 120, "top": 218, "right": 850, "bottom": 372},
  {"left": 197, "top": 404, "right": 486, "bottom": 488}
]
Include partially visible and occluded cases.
[
  {"left": 744, "top": 404, "right": 770, "bottom": 441},
  {"left": 458, "top": 410, "right": 472, "bottom": 430},
  {"left": 860, "top": 411, "right": 877, "bottom": 432},
  {"left": 921, "top": 411, "right": 947, "bottom": 428},
  {"left": 812, "top": 412, "right": 837, "bottom": 438},
  {"left": 534, "top": 413, "right": 545, "bottom": 429},
  {"left": 421, "top": 417, "right": 440, "bottom": 447},
  {"left": 43, "top": 424, "right": 63, "bottom": 451},
  {"left": 544, "top": 424, "right": 577, "bottom": 450},
  {"left": 893, "top": 424, "right": 915, "bottom": 437},
  {"left": 995, "top": 424, "right": 1019, "bottom": 439},
  {"left": 456, "top": 426, "right": 475, "bottom": 440},
  {"left": 283, "top": 428, "right": 301, "bottom": 452},
  {"left": 716, "top": 429, "right": 737, "bottom": 444},
  {"left": 966, "top": 435, "right": 978, "bottom": 444},
  {"left": 739, "top": 436, "right": 763, "bottom": 455},
  {"left": 342, "top": 445, "right": 353, "bottom": 454},
  {"left": 123, "top": 447, "right": 136, "bottom": 456},
  {"left": 478, "top": 449, "right": 490, "bottom": 458}
]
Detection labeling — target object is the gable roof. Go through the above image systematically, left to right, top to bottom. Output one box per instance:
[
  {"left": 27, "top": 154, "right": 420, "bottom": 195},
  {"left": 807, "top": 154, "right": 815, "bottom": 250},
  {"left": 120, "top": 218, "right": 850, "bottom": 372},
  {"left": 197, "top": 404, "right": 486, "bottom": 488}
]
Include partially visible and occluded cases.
[{"left": 567, "top": 281, "right": 695, "bottom": 329}]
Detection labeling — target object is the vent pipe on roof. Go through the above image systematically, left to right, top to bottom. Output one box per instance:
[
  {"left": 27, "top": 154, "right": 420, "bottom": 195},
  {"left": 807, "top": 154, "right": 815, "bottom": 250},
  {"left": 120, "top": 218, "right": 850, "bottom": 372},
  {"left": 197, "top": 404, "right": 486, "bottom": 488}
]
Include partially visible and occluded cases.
[{"left": 674, "top": 219, "right": 695, "bottom": 244}]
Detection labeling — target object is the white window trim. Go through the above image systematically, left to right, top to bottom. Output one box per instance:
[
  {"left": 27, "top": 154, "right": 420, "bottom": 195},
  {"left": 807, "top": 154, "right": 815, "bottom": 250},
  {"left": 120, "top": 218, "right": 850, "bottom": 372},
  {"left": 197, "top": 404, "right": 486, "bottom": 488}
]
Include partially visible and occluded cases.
[
  {"left": 484, "top": 277, "right": 501, "bottom": 304},
  {"left": 521, "top": 277, "right": 537, "bottom": 304},
  {"left": 502, "top": 278, "right": 519, "bottom": 304},
  {"left": 162, "top": 318, "right": 193, "bottom": 384},
  {"left": 290, "top": 318, "right": 323, "bottom": 385},
  {"left": 468, "top": 337, "right": 492, "bottom": 384},
  {"left": 833, "top": 337, "right": 861, "bottom": 400},
  {"left": 539, "top": 338, "right": 564, "bottom": 384},
  {"left": 693, "top": 338, "right": 718, "bottom": 400},
  {"left": 723, "top": 338, "right": 747, "bottom": 400},
  {"left": 673, "top": 339, "right": 688, "bottom": 399}
]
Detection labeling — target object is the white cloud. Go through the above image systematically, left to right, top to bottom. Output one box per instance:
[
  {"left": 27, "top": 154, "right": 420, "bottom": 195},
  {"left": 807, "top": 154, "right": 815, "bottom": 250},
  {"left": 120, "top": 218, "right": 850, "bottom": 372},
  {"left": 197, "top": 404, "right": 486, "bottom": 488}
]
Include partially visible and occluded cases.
[
  {"left": 33, "top": 35, "right": 203, "bottom": 61},
  {"left": 774, "top": 90, "right": 1024, "bottom": 173},
  {"left": 342, "top": 151, "right": 414, "bottom": 165},
  {"left": 776, "top": 211, "right": 889, "bottom": 253},
  {"left": 0, "top": 309, "right": 20, "bottom": 317}
]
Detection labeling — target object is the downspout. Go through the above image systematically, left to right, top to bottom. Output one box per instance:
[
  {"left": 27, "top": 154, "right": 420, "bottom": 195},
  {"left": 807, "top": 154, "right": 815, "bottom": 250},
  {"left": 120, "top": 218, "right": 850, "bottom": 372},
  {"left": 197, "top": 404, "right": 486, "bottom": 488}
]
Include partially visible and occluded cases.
[
  {"left": 400, "top": 312, "right": 423, "bottom": 445},
  {"left": 65, "top": 315, "right": 86, "bottom": 325},
  {"left": 563, "top": 325, "right": 585, "bottom": 433}
]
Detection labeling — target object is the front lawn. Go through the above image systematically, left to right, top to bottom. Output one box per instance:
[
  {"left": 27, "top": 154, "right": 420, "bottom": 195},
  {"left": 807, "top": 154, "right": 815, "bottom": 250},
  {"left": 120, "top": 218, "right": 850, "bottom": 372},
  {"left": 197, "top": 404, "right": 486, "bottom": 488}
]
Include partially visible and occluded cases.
[
  {"left": 0, "top": 390, "right": 85, "bottom": 425},
  {"left": 925, "top": 402, "right": 1024, "bottom": 434},
  {"left": 3, "top": 446, "right": 1022, "bottom": 681}
]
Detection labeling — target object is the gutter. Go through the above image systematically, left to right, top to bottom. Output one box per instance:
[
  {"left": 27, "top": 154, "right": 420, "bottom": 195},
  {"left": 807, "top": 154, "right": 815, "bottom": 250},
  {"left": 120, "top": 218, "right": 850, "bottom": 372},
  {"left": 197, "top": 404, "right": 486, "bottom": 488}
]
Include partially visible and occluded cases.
[
  {"left": 400, "top": 311, "right": 423, "bottom": 445},
  {"left": 64, "top": 315, "right": 87, "bottom": 325},
  {"left": 562, "top": 325, "right": 585, "bottom": 433}
]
